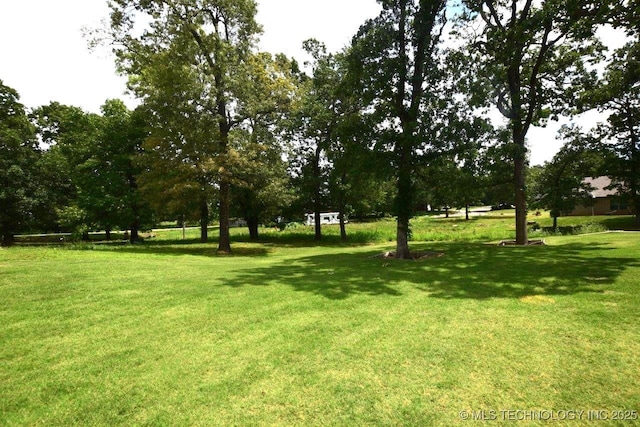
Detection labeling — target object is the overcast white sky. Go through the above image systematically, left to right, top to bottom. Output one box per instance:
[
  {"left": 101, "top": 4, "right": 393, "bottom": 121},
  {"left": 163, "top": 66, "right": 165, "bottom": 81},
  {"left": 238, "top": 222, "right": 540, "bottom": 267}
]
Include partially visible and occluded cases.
[
  {"left": 0, "top": 0, "right": 619, "bottom": 165},
  {"left": 0, "top": 0, "right": 380, "bottom": 112}
]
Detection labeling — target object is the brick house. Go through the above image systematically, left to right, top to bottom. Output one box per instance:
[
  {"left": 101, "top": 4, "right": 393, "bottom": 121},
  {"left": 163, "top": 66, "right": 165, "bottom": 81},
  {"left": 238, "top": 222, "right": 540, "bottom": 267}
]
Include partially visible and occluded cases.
[{"left": 566, "top": 176, "right": 634, "bottom": 216}]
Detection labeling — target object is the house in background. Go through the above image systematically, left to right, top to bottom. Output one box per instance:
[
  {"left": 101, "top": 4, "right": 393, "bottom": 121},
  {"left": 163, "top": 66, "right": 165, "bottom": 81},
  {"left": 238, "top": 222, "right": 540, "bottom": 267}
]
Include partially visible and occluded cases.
[{"left": 566, "top": 176, "right": 634, "bottom": 216}]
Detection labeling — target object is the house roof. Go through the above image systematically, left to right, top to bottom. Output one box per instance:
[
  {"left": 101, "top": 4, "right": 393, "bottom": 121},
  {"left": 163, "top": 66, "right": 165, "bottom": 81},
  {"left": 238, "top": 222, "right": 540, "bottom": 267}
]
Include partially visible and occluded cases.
[{"left": 583, "top": 176, "right": 617, "bottom": 198}]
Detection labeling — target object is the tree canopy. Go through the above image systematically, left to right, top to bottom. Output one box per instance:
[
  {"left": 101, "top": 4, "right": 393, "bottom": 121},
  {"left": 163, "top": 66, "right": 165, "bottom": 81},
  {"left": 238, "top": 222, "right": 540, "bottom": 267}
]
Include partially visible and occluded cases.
[
  {"left": 2, "top": 0, "right": 637, "bottom": 248},
  {"left": 106, "top": 0, "right": 262, "bottom": 252},
  {"left": 349, "top": 0, "right": 448, "bottom": 258},
  {"left": 458, "top": 0, "right": 610, "bottom": 243},
  {"left": 0, "top": 80, "right": 40, "bottom": 245}
]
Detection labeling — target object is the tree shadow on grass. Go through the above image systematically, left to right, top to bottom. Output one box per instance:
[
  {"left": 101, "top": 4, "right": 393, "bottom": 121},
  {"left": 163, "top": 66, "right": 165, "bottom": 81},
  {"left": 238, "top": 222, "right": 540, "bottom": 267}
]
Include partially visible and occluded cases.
[
  {"left": 598, "top": 216, "right": 640, "bottom": 231},
  {"left": 232, "top": 232, "right": 388, "bottom": 248},
  {"left": 73, "top": 239, "right": 272, "bottom": 258},
  {"left": 217, "top": 242, "right": 639, "bottom": 300}
]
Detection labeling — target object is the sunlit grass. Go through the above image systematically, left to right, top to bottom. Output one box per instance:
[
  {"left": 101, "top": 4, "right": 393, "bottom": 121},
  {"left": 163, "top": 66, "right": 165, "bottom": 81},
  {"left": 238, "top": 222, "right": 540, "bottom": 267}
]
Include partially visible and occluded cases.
[
  {"left": 145, "top": 211, "right": 637, "bottom": 245},
  {"left": 1, "top": 229, "right": 639, "bottom": 425}
]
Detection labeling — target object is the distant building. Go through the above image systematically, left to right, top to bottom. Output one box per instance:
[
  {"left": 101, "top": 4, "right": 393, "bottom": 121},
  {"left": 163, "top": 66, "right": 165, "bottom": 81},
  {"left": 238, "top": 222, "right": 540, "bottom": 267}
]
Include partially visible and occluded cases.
[
  {"left": 566, "top": 176, "right": 633, "bottom": 216},
  {"left": 304, "top": 212, "right": 344, "bottom": 226}
]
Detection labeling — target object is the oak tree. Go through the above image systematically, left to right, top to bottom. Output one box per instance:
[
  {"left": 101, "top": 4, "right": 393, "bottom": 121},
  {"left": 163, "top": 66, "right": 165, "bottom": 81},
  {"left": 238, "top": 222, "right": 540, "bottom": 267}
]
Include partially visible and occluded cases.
[
  {"left": 105, "top": 0, "right": 261, "bottom": 252},
  {"left": 349, "top": 0, "right": 448, "bottom": 258},
  {"left": 459, "top": 0, "right": 609, "bottom": 243},
  {"left": 580, "top": 41, "right": 640, "bottom": 223},
  {"left": 0, "top": 81, "right": 40, "bottom": 245}
]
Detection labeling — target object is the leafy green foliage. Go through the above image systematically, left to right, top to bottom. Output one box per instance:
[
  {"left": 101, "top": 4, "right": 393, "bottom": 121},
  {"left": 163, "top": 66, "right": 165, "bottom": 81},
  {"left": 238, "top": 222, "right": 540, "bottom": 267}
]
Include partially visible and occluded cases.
[
  {"left": 106, "top": 0, "right": 263, "bottom": 250},
  {"left": 349, "top": 0, "right": 448, "bottom": 257},
  {"left": 458, "top": 0, "right": 609, "bottom": 243},
  {"left": 579, "top": 40, "right": 640, "bottom": 223},
  {"left": 227, "top": 52, "right": 300, "bottom": 239},
  {"left": 0, "top": 80, "right": 41, "bottom": 245},
  {"left": 32, "top": 100, "right": 150, "bottom": 241},
  {"left": 86, "top": 100, "right": 152, "bottom": 240},
  {"left": 31, "top": 102, "right": 102, "bottom": 235},
  {"left": 229, "top": 127, "right": 294, "bottom": 239},
  {"left": 529, "top": 127, "right": 602, "bottom": 229},
  {"left": 55, "top": 205, "right": 89, "bottom": 238}
]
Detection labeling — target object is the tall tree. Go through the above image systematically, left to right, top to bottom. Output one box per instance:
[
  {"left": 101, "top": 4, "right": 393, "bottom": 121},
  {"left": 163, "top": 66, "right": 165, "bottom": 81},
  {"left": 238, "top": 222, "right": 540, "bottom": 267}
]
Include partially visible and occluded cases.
[
  {"left": 105, "top": 0, "right": 261, "bottom": 252},
  {"left": 350, "top": 0, "right": 448, "bottom": 258},
  {"left": 459, "top": 0, "right": 609, "bottom": 244},
  {"left": 288, "top": 40, "right": 341, "bottom": 241},
  {"left": 292, "top": 40, "right": 376, "bottom": 241},
  {"left": 580, "top": 41, "right": 640, "bottom": 224},
  {"left": 229, "top": 52, "right": 299, "bottom": 240},
  {"left": 0, "top": 80, "right": 40, "bottom": 246},
  {"left": 91, "top": 100, "right": 151, "bottom": 241},
  {"left": 33, "top": 101, "right": 151, "bottom": 240},
  {"left": 32, "top": 102, "right": 102, "bottom": 239},
  {"left": 327, "top": 111, "right": 384, "bottom": 241},
  {"left": 135, "top": 119, "right": 217, "bottom": 241},
  {"left": 530, "top": 127, "right": 601, "bottom": 230},
  {"left": 230, "top": 128, "right": 293, "bottom": 239}
]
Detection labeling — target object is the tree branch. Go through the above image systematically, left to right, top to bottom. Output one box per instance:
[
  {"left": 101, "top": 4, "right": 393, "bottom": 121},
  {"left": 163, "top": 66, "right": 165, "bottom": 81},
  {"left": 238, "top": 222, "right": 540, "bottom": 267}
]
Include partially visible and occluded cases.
[
  {"left": 396, "top": 0, "right": 408, "bottom": 122},
  {"left": 520, "top": 0, "right": 534, "bottom": 21},
  {"left": 484, "top": 1, "right": 505, "bottom": 30},
  {"left": 524, "top": 20, "right": 567, "bottom": 134},
  {"left": 496, "top": 86, "right": 515, "bottom": 118}
]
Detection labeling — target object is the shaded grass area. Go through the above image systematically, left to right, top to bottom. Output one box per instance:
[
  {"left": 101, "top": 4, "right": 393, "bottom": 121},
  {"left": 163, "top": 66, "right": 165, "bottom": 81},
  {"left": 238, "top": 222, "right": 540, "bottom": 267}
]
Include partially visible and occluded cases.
[
  {"left": 14, "top": 212, "right": 638, "bottom": 247},
  {"left": 144, "top": 213, "right": 638, "bottom": 246},
  {"left": 1, "top": 232, "right": 639, "bottom": 425}
]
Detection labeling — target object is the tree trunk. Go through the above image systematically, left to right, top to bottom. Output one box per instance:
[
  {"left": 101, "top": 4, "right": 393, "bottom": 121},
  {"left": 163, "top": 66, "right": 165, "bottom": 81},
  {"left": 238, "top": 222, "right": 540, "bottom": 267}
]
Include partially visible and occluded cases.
[
  {"left": 213, "top": 43, "right": 232, "bottom": 253},
  {"left": 505, "top": 54, "right": 529, "bottom": 245},
  {"left": 217, "top": 115, "right": 232, "bottom": 253},
  {"left": 628, "top": 122, "right": 639, "bottom": 225},
  {"left": 513, "top": 130, "right": 528, "bottom": 245},
  {"left": 313, "top": 145, "right": 322, "bottom": 241},
  {"left": 395, "top": 145, "right": 412, "bottom": 259},
  {"left": 514, "top": 156, "right": 528, "bottom": 244},
  {"left": 128, "top": 173, "right": 140, "bottom": 243},
  {"left": 338, "top": 173, "right": 347, "bottom": 242},
  {"left": 218, "top": 179, "right": 231, "bottom": 252},
  {"left": 200, "top": 197, "right": 209, "bottom": 243},
  {"left": 465, "top": 204, "right": 469, "bottom": 221},
  {"left": 445, "top": 207, "right": 449, "bottom": 218},
  {"left": 313, "top": 210, "right": 322, "bottom": 241},
  {"left": 339, "top": 211, "right": 347, "bottom": 242},
  {"left": 396, "top": 214, "right": 411, "bottom": 259},
  {"left": 553, "top": 214, "right": 558, "bottom": 232},
  {"left": 247, "top": 216, "right": 259, "bottom": 240},
  {"left": 130, "top": 221, "right": 139, "bottom": 243},
  {"left": 105, "top": 229, "right": 111, "bottom": 241},
  {"left": 82, "top": 231, "right": 90, "bottom": 242},
  {"left": 1, "top": 232, "right": 15, "bottom": 247}
]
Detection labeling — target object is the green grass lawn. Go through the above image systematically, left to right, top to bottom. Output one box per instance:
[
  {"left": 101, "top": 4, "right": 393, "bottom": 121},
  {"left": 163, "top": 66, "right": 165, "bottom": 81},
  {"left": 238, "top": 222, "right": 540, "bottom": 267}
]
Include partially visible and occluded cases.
[
  {"left": 144, "top": 210, "right": 637, "bottom": 245},
  {"left": 2, "top": 216, "right": 639, "bottom": 425}
]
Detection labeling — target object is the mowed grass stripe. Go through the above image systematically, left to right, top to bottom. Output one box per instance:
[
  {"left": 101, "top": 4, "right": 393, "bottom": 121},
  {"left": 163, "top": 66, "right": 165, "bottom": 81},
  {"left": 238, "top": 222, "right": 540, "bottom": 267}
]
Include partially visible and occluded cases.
[{"left": 1, "top": 232, "right": 638, "bottom": 425}]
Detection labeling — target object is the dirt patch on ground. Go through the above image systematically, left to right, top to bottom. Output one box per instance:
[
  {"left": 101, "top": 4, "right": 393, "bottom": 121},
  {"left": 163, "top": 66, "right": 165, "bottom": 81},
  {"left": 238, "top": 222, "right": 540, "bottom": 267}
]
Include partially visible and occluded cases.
[{"left": 372, "top": 251, "right": 445, "bottom": 260}]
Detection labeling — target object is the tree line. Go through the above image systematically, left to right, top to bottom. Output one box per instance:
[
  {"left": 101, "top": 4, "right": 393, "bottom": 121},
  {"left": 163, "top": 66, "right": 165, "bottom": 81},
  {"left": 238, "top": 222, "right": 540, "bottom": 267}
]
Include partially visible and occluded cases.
[{"left": 1, "top": 0, "right": 638, "bottom": 256}]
